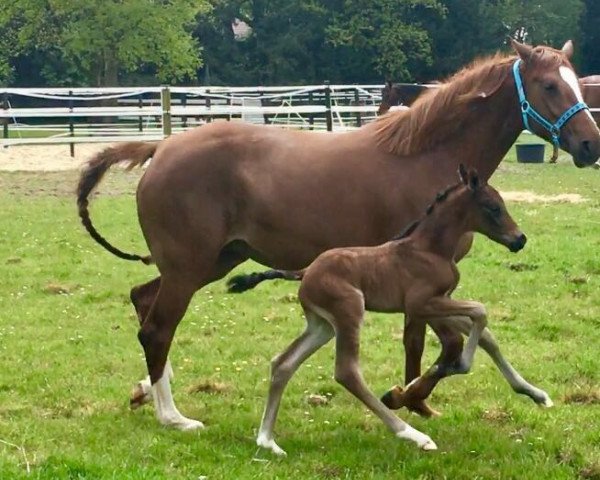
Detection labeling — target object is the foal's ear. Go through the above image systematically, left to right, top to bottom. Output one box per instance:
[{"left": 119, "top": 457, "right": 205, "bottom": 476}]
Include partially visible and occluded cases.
[
  {"left": 510, "top": 38, "right": 533, "bottom": 62},
  {"left": 561, "top": 40, "right": 574, "bottom": 60},
  {"left": 458, "top": 163, "right": 468, "bottom": 184},
  {"left": 467, "top": 168, "right": 480, "bottom": 191}
]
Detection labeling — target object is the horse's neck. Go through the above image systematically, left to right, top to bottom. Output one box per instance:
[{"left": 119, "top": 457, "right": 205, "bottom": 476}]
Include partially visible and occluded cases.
[
  {"left": 444, "top": 79, "right": 523, "bottom": 181},
  {"left": 406, "top": 194, "right": 470, "bottom": 260}
]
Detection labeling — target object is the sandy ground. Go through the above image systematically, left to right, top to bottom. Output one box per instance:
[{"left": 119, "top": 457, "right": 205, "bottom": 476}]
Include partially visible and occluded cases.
[
  {"left": 0, "top": 143, "right": 109, "bottom": 171},
  {"left": 0, "top": 144, "right": 587, "bottom": 203}
]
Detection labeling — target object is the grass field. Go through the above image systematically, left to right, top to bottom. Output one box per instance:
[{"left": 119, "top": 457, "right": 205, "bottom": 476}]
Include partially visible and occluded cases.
[{"left": 0, "top": 148, "right": 599, "bottom": 479}]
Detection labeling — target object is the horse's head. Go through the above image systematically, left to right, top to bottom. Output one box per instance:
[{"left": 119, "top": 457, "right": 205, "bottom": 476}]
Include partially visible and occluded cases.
[
  {"left": 511, "top": 39, "right": 600, "bottom": 167},
  {"left": 378, "top": 81, "right": 398, "bottom": 115},
  {"left": 458, "top": 164, "right": 526, "bottom": 253}
]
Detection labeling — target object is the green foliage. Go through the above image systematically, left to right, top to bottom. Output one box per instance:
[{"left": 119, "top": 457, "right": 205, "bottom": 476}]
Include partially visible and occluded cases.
[
  {"left": 0, "top": 0, "right": 211, "bottom": 86},
  {"left": 0, "top": 0, "right": 594, "bottom": 87},
  {"left": 326, "top": 0, "right": 445, "bottom": 81}
]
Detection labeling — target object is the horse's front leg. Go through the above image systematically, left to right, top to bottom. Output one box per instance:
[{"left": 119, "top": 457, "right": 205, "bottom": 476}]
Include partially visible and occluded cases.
[
  {"left": 384, "top": 298, "right": 487, "bottom": 407},
  {"left": 381, "top": 315, "right": 441, "bottom": 417},
  {"left": 382, "top": 316, "right": 464, "bottom": 414},
  {"left": 446, "top": 317, "right": 553, "bottom": 407}
]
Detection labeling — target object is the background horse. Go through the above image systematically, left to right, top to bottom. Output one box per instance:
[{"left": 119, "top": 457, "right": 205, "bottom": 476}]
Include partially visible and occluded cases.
[
  {"left": 76, "top": 39, "right": 600, "bottom": 431},
  {"left": 377, "top": 81, "right": 436, "bottom": 115}
]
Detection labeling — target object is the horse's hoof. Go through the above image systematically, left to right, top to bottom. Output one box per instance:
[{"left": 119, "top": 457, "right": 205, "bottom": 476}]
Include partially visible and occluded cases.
[
  {"left": 130, "top": 382, "right": 152, "bottom": 410},
  {"left": 381, "top": 386, "right": 441, "bottom": 418},
  {"left": 536, "top": 394, "right": 554, "bottom": 408},
  {"left": 159, "top": 416, "right": 205, "bottom": 431},
  {"left": 173, "top": 418, "right": 205, "bottom": 431},
  {"left": 256, "top": 435, "right": 287, "bottom": 456},
  {"left": 421, "top": 438, "right": 438, "bottom": 451}
]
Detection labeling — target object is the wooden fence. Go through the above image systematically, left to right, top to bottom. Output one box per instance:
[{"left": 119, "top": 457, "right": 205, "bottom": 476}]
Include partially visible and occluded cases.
[{"left": 0, "top": 84, "right": 384, "bottom": 154}]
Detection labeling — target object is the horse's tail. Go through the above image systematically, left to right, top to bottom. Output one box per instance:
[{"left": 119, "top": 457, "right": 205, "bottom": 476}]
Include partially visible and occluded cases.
[
  {"left": 76, "top": 142, "right": 158, "bottom": 264},
  {"left": 226, "top": 269, "right": 305, "bottom": 293}
]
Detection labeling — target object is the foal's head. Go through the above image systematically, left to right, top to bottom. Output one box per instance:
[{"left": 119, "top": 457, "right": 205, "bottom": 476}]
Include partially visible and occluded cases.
[
  {"left": 511, "top": 39, "right": 600, "bottom": 166},
  {"left": 457, "top": 164, "right": 526, "bottom": 253}
]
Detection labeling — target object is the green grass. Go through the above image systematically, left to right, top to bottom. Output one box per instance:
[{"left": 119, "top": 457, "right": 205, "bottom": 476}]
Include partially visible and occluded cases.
[{"left": 1, "top": 148, "right": 600, "bottom": 479}]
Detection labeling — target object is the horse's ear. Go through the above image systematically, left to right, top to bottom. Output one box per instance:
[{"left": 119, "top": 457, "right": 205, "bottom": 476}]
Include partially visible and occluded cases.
[
  {"left": 510, "top": 38, "right": 533, "bottom": 62},
  {"left": 561, "top": 40, "right": 574, "bottom": 59},
  {"left": 386, "top": 80, "right": 393, "bottom": 88},
  {"left": 458, "top": 163, "right": 468, "bottom": 184},
  {"left": 467, "top": 168, "right": 480, "bottom": 191}
]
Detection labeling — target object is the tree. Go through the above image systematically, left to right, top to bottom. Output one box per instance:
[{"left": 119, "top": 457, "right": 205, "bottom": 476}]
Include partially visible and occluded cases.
[
  {"left": 0, "top": 0, "right": 211, "bottom": 86},
  {"left": 326, "top": 0, "right": 446, "bottom": 82},
  {"left": 581, "top": 0, "right": 600, "bottom": 74}
]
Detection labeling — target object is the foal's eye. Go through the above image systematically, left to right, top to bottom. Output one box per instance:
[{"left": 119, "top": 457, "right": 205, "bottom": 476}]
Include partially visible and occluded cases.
[
  {"left": 544, "top": 82, "right": 557, "bottom": 92},
  {"left": 485, "top": 205, "right": 501, "bottom": 217}
]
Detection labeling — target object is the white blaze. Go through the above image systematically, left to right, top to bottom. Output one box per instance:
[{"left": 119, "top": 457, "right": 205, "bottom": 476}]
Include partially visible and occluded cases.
[{"left": 559, "top": 66, "right": 597, "bottom": 126}]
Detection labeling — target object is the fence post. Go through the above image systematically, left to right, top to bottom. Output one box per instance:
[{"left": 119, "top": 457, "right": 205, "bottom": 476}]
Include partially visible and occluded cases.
[
  {"left": 324, "top": 81, "right": 332, "bottom": 132},
  {"left": 161, "top": 85, "right": 172, "bottom": 137},
  {"left": 354, "top": 88, "right": 362, "bottom": 127},
  {"left": 205, "top": 89, "right": 212, "bottom": 123},
  {"left": 68, "top": 90, "right": 75, "bottom": 157},
  {"left": 308, "top": 91, "right": 314, "bottom": 130},
  {"left": 2, "top": 92, "right": 8, "bottom": 139},
  {"left": 182, "top": 93, "right": 188, "bottom": 129},
  {"left": 138, "top": 94, "right": 143, "bottom": 132}
]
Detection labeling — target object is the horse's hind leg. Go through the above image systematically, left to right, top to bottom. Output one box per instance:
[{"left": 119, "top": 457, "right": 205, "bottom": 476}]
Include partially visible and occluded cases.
[
  {"left": 137, "top": 273, "right": 203, "bottom": 430},
  {"left": 129, "top": 277, "right": 164, "bottom": 410},
  {"left": 332, "top": 298, "right": 437, "bottom": 450},
  {"left": 257, "top": 310, "right": 334, "bottom": 456}
]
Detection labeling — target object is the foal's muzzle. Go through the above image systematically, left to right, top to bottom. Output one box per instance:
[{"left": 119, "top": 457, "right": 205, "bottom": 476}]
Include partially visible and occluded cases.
[{"left": 508, "top": 233, "right": 527, "bottom": 253}]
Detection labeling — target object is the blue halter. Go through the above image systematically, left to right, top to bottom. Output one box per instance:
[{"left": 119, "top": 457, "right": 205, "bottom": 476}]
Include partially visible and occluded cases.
[{"left": 512, "top": 58, "right": 589, "bottom": 147}]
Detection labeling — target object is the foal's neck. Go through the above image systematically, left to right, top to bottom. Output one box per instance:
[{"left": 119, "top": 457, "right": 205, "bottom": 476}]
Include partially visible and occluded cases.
[{"left": 406, "top": 192, "right": 472, "bottom": 260}]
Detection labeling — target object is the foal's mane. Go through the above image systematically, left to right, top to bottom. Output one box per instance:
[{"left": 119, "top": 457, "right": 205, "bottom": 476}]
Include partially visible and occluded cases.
[
  {"left": 375, "top": 53, "right": 517, "bottom": 156},
  {"left": 393, "top": 182, "right": 463, "bottom": 241}
]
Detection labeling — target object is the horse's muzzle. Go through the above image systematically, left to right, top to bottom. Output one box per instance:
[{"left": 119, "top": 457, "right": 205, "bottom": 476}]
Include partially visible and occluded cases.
[
  {"left": 572, "top": 137, "right": 600, "bottom": 168},
  {"left": 508, "top": 233, "right": 527, "bottom": 252}
]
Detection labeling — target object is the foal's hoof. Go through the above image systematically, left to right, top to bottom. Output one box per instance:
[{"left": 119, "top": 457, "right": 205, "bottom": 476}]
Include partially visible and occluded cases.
[
  {"left": 130, "top": 381, "right": 152, "bottom": 410},
  {"left": 381, "top": 386, "right": 441, "bottom": 418},
  {"left": 536, "top": 393, "right": 554, "bottom": 408},
  {"left": 256, "top": 434, "right": 287, "bottom": 456}
]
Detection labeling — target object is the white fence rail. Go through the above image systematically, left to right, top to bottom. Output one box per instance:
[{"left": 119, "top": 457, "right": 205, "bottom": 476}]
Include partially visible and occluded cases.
[{"left": 0, "top": 84, "right": 384, "bottom": 153}]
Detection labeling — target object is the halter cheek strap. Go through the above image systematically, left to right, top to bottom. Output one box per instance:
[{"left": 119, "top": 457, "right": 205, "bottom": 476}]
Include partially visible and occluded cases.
[{"left": 512, "top": 59, "right": 589, "bottom": 147}]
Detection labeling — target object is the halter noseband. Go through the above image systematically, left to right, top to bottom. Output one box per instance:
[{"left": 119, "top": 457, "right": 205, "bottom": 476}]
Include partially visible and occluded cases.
[{"left": 512, "top": 58, "right": 589, "bottom": 147}]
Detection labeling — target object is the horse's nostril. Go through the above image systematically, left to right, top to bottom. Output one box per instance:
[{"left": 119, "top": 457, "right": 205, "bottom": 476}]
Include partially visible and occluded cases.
[{"left": 582, "top": 140, "right": 591, "bottom": 154}]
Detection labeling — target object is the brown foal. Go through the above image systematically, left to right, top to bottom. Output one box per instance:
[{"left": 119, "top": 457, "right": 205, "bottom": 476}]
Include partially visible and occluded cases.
[{"left": 257, "top": 166, "right": 527, "bottom": 454}]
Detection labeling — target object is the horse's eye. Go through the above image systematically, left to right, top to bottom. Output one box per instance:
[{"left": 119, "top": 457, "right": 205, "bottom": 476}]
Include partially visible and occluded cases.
[
  {"left": 544, "top": 82, "right": 556, "bottom": 92},
  {"left": 485, "top": 205, "right": 501, "bottom": 216}
]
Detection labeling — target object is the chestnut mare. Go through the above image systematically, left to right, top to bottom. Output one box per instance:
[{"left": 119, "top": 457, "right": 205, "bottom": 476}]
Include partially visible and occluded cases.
[
  {"left": 77, "top": 40, "right": 600, "bottom": 432},
  {"left": 257, "top": 166, "right": 526, "bottom": 454}
]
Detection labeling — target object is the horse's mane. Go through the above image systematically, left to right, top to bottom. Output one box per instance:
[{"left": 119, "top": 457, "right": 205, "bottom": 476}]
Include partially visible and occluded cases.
[
  {"left": 376, "top": 46, "right": 569, "bottom": 156},
  {"left": 375, "top": 52, "right": 518, "bottom": 156},
  {"left": 392, "top": 182, "right": 462, "bottom": 241}
]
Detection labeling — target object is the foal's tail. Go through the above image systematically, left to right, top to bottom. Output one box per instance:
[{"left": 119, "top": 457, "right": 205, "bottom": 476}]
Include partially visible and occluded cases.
[
  {"left": 76, "top": 142, "right": 158, "bottom": 264},
  {"left": 226, "top": 269, "right": 305, "bottom": 293}
]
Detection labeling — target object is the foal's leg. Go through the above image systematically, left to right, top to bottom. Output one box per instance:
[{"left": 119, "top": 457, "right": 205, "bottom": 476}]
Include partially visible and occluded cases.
[
  {"left": 399, "top": 233, "right": 475, "bottom": 416},
  {"left": 398, "top": 298, "right": 487, "bottom": 403},
  {"left": 257, "top": 311, "right": 334, "bottom": 456},
  {"left": 334, "top": 314, "right": 436, "bottom": 450},
  {"left": 445, "top": 317, "right": 553, "bottom": 407},
  {"left": 383, "top": 321, "right": 463, "bottom": 412}
]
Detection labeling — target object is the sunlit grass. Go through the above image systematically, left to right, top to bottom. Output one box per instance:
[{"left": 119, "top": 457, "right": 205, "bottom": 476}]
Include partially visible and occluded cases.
[{"left": 0, "top": 148, "right": 599, "bottom": 479}]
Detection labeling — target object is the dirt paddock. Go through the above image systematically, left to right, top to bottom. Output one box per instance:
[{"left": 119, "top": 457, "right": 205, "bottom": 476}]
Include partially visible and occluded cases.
[{"left": 0, "top": 144, "right": 587, "bottom": 204}]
